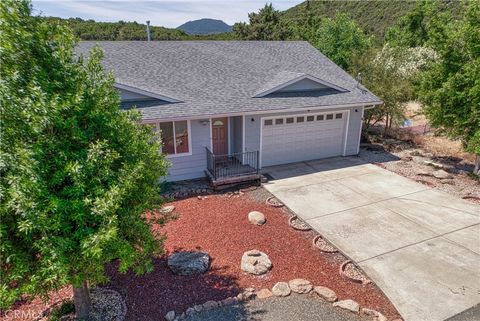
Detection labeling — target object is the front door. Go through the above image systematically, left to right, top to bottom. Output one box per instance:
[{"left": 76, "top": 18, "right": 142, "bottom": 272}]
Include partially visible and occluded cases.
[{"left": 212, "top": 117, "right": 228, "bottom": 155}]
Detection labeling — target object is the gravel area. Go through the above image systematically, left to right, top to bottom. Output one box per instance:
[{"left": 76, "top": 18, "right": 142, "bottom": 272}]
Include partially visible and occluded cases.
[
  {"left": 359, "top": 144, "right": 480, "bottom": 204},
  {"left": 3, "top": 190, "right": 400, "bottom": 321},
  {"left": 55, "top": 288, "right": 126, "bottom": 321},
  {"left": 185, "top": 293, "right": 370, "bottom": 321}
]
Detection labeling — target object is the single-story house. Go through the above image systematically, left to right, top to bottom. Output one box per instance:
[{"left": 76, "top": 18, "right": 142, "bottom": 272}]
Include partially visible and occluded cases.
[{"left": 77, "top": 41, "right": 382, "bottom": 183}]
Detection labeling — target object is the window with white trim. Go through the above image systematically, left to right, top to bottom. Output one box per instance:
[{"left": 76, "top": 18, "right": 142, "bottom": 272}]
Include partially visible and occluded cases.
[{"left": 158, "top": 120, "right": 190, "bottom": 155}]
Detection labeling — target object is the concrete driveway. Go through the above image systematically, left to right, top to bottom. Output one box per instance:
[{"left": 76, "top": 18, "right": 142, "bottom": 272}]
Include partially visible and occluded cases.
[{"left": 263, "top": 157, "right": 480, "bottom": 321}]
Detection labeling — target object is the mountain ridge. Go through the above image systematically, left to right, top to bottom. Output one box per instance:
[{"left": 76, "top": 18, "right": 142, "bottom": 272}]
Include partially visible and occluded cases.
[{"left": 178, "top": 18, "right": 232, "bottom": 35}]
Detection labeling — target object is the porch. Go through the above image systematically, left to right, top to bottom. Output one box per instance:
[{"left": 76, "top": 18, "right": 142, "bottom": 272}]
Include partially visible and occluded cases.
[{"left": 205, "top": 147, "right": 261, "bottom": 187}]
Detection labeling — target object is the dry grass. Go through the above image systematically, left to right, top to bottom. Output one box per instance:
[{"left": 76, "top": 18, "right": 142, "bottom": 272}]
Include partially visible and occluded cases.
[
  {"left": 371, "top": 101, "right": 476, "bottom": 164},
  {"left": 382, "top": 127, "right": 476, "bottom": 163}
]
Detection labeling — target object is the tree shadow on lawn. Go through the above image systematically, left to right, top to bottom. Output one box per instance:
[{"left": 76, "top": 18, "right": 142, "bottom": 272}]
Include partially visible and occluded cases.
[{"left": 105, "top": 255, "right": 245, "bottom": 321}]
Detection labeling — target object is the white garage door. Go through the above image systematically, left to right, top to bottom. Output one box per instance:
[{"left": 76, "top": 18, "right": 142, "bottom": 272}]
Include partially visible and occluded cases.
[{"left": 261, "top": 112, "right": 347, "bottom": 167}]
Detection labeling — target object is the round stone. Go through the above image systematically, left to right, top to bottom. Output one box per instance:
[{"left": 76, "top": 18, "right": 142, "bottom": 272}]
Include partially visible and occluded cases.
[
  {"left": 248, "top": 211, "right": 266, "bottom": 225},
  {"left": 241, "top": 250, "right": 272, "bottom": 275},
  {"left": 167, "top": 251, "right": 210, "bottom": 276},
  {"left": 288, "top": 279, "right": 313, "bottom": 293},
  {"left": 272, "top": 282, "right": 291, "bottom": 297},
  {"left": 313, "top": 286, "right": 337, "bottom": 302},
  {"left": 256, "top": 288, "right": 273, "bottom": 299},
  {"left": 333, "top": 299, "right": 360, "bottom": 313},
  {"left": 164, "top": 310, "right": 175, "bottom": 321}
]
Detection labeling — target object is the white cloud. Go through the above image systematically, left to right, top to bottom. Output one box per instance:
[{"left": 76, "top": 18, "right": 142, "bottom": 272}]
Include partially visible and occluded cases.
[{"left": 32, "top": 0, "right": 303, "bottom": 28}]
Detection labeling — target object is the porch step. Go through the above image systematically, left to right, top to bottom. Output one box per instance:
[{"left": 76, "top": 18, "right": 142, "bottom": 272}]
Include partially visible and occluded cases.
[{"left": 205, "top": 171, "right": 262, "bottom": 190}]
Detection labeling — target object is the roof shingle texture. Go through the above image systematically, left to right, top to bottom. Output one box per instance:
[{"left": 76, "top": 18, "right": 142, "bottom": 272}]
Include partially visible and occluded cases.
[{"left": 76, "top": 41, "right": 381, "bottom": 120}]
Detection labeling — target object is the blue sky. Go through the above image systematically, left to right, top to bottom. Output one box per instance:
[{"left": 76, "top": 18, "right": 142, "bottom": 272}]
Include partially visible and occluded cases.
[{"left": 31, "top": 0, "right": 303, "bottom": 28}]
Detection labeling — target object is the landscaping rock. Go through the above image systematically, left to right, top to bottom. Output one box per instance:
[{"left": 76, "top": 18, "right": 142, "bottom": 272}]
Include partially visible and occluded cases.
[
  {"left": 424, "top": 160, "right": 444, "bottom": 169},
  {"left": 432, "top": 169, "right": 453, "bottom": 179},
  {"left": 160, "top": 205, "right": 175, "bottom": 213},
  {"left": 248, "top": 211, "right": 266, "bottom": 225},
  {"left": 241, "top": 250, "right": 272, "bottom": 275},
  {"left": 167, "top": 251, "right": 210, "bottom": 276},
  {"left": 288, "top": 279, "right": 313, "bottom": 294},
  {"left": 272, "top": 282, "right": 291, "bottom": 297},
  {"left": 313, "top": 286, "right": 337, "bottom": 302},
  {"left": 256, "top": 288, "right": 273, "bottom": 299},
  {"left": 221, "top": 297, "right": 237, "bottom": 306},
  {"left": 333, "top": 299, "right": 360, "bottom": 313},
  {"left": 202, "top": 300, "right": 218, "bottom": 310},
  {"left": 193, "top": 305, "right": 203, "bottom": 312},
  {"left": 185, "top": 307, "right": 195, "bottom": 316},
  {"left": 362, "top": 308, "right": 387, "bottom": 321},
  {"left": 165, "top": 310, "right": 176, "bottom": 321}
]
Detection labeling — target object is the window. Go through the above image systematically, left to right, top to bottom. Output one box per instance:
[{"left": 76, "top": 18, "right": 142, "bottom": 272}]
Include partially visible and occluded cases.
[
  {"left": 335, "top": 113, "right": 343, "bottom": 119},
  {"left": 326, "top": 114, "right": 333, "bottom": 120},
  {"left": 317, "top": 115, "right": 324, "bottom": 121},
  {"left": 297, "top": 116, "right": 305, "bottom": 123},
  {"left": 307, "top": 116, "right": 314, "bottom": 122},
  {"left": 286, "top": 117, "right": 294, "bottom": 124},
  {"left": 275, "top": 118, "right": 284, "bottom": 125},
  {"left": 264, "top": 119, "right": 273, "bottom": 126},
  {"left": 159, "top": 120, "right": 189, "bottom": 155}
]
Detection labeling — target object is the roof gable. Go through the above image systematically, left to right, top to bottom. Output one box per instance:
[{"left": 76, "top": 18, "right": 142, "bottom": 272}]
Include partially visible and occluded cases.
[
  {"left": 253, "top": 72, "right": 348, "bottom": 98},
  {"left": 115, "top": 83, "right": 181, "bottom": 103}
]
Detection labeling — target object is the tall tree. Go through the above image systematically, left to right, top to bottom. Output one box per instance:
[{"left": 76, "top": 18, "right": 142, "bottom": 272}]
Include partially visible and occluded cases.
[
  {"left": 0, "top": 0, "right": 169, "bottom": 318},
  {"left": 416, "top": 1, "right": 480, "bottom": 173},
  {"left": 233, "top": 3, "right": 291, "bottom": 40},
  {"left": 312, "top": 13, "right": 371, "bottom": 70}
]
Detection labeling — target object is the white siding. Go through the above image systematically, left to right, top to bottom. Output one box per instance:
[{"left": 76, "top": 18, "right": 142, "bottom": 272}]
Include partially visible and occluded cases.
[{"left": 166, "top": 119, "right": 210, "bottom": 181}]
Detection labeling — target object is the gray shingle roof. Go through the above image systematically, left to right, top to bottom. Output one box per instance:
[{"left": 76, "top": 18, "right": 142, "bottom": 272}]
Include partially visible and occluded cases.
[{"left": 76, "top": 41, "right": 381, "bottom": 120}]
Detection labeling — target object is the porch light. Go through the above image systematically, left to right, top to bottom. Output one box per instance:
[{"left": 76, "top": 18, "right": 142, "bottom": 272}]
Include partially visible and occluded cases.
[{"left": 199, "top": 119, "right": 210, "bottom": 126}]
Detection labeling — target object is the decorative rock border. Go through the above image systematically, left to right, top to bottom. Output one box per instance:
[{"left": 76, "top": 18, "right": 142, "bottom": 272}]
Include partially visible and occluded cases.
[
  {"left": 163, "top": 187, "right": 213, "bottom": 200},
  {"left": 266, "top": 196, "right": 284, "bottom": 207},
  {"left": 288, "top": 215, "right": 311, "bottom": 231},
  {"left": 313, "top": 235, "right": 338, "bottom": 253},
  {"left": 340, "top": 260, "right": 371, "bottom": 285},
  {"left": 164, "top": 278, "right": 397, "bottom": 321}
]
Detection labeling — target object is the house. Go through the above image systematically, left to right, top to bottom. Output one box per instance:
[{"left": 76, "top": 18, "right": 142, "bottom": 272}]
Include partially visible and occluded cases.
[{"left": 77, "top": 41, "right": 382, "bottom": 184}]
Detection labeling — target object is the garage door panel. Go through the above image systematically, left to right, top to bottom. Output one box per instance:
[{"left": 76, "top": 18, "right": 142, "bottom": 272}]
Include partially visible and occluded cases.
[{"left": 261, "top": 112, "right": 346, "bottom": 167}]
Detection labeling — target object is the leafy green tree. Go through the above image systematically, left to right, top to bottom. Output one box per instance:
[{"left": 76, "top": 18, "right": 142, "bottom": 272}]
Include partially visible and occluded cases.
[
  {"left": 0, "top": 0, "right": 169, "bottom": 318},
  {"left": 290, "top": 0, "right": 320, "bottom": 42},
  {"left": 385, "top": 0, "right": 435, "bottom": 47},
  {"left": 385, "top": 0, "right": 458, "bottom": 48},
  {"left": 416, "top": 1, "right": 480, "bottom": 173},
  {"left": 233, "top": 3, "right": 292, "bottom": 40},
  {"left": 312, "top": 13, "right": 371, "bottom": 70},
  {"left": 350, "top": 46, "right": 415, "bottom": 133}
]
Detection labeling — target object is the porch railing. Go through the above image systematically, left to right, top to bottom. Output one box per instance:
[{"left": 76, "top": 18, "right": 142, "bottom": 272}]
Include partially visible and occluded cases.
[{"left": 206, "top": 147, "right": 259, "bottom": 181}]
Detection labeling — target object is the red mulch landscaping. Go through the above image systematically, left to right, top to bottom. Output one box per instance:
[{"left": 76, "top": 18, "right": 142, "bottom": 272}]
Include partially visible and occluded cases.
[{"left": 2, "top": 189, "right": 401, "bottom": 321}]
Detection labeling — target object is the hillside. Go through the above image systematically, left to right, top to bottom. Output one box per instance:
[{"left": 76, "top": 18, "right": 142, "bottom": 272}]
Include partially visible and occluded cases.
[
  {"left": 282, "top": 0, "right": 462, "bottom": 38},
  {"left": 39, "top": 17, "right": 187, "bottom": 40},
  {"left": 178, "top": 18, "right": 232, "bottom": 35}
]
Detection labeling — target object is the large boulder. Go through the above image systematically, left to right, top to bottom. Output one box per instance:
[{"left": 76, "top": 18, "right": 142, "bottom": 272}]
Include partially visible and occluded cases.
[
  {"left": 248, "top": 211, "right": 266, "bottom": 225},
  {"left": 241, "top": 250, "right": 272, "bottom": 275},
  {"left": 168, "top": 251, "right": 210, "bottom": 276}
]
